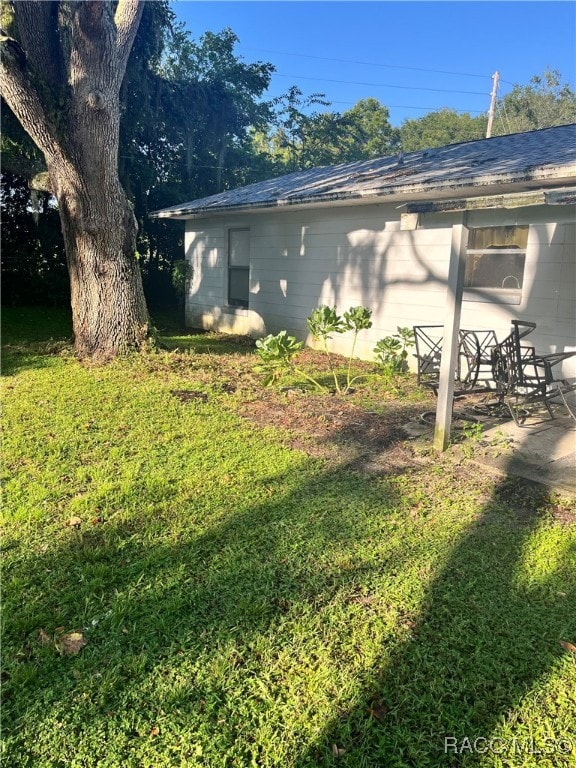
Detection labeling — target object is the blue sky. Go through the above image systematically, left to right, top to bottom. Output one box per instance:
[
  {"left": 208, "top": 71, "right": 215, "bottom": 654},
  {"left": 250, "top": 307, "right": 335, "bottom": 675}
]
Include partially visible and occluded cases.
[{"left": 171, "top": 1, "right": 576, "bottom": 127}]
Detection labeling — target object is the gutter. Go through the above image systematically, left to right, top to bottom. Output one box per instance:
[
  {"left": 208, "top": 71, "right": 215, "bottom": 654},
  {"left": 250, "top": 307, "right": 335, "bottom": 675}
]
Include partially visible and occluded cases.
[{"left": 406, "top": 187, "right": 576, "bottom": 213}]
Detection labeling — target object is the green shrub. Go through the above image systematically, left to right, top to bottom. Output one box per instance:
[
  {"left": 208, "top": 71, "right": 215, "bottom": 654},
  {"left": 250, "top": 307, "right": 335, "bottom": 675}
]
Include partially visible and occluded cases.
[
  {"left": 256, "top": 305, "right": 373, "bottom": 393},
  {"left": 374, "top": 326, "right": 415, "bottom": 377}
]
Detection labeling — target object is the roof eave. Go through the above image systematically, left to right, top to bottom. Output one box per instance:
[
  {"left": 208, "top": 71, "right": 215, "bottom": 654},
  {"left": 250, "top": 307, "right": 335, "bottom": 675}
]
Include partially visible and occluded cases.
[{"left": 150, "top": 168, "right": 576, "bottom": 220}]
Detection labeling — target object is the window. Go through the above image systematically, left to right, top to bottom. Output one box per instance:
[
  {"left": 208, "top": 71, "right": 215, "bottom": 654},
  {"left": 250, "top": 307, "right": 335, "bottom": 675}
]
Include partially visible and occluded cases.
[
  {"left": 465, "top": 225, "right": 528, "bottom": 304},
  {"left": 228, "top": 228, "right": 250, "bottom": 308}
]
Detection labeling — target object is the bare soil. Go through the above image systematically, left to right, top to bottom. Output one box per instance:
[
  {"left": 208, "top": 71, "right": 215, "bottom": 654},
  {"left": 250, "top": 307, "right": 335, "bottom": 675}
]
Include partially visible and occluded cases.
[{"left": 237, "top": 387, "right": 436, "bottom": 475}]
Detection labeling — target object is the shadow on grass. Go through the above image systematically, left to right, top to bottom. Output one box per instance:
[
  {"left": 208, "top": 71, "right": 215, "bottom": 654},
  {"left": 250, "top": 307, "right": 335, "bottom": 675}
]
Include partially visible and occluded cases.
[
  {"left": 0, "top": 307, "right": 258, "bottom": 379},
  {"left": 1, "top": 307, "right": 75, "bottom": 376},
  {"left": 1, "top": 307, "right": 73, "bottom": 346},
  {"left": 158, "top": 331, "right": 256, "bottom": 357},
  {"left": 3, "top": 442, "right": 574, "bottom": 766},
  {"left": 3, "top": 462, "right": 406, "bottom": 764},
  {"left": 293, "top": 481, "right": 575, "bottom": 768}
]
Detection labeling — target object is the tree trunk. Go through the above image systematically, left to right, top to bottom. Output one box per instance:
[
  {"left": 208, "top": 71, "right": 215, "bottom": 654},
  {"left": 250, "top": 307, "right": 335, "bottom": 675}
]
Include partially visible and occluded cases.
[
  {"left": 0, "top": 1, "right": 149, "bottom": 360},
  {"left": 53, "top": 167, "right": 149, "bottom": 360}
]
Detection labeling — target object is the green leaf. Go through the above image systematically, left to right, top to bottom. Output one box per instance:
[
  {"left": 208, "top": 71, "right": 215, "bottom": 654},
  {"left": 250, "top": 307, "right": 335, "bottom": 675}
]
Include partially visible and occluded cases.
[
  {"left": 306, "top": 305, "right": 345, "bottom": 340},
  {"left": 343, "top": 306, "right": 372, "bottom": 332}
]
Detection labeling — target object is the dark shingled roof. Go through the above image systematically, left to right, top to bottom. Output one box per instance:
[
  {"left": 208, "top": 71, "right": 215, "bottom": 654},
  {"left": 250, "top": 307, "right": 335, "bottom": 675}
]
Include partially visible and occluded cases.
[{"left": 151, "top": 124, "right": 576, "bottom": 219}]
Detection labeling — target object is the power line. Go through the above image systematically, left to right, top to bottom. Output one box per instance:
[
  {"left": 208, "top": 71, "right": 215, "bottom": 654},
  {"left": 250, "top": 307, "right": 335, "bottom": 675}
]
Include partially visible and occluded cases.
[
  {"left": 241, "top": 46, "right": 492, "bottom": 80},
  {"left": 273, "top": 72, "right": 489, "bottom": 96},
  {"left": 327, "top": 100, "right": 486, "bottom": 114}
]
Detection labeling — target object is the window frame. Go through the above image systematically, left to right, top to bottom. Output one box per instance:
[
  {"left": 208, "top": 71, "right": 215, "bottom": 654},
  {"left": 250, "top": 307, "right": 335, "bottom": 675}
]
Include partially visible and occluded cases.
[
  {"left": 463, "top": 225, "right": 528, "bottom": 306},
  {"left": 227, "top": 228, "right": 250, "bottom": 309}
]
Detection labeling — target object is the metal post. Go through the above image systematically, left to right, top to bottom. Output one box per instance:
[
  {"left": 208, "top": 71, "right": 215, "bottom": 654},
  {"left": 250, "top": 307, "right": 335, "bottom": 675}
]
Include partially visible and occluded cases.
[{"left": 433, "top": 222, "right": 469, "bottom": 451}]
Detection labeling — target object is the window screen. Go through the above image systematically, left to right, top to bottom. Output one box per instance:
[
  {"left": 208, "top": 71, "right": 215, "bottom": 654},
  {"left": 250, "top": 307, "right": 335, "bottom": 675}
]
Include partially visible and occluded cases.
[
  {"left": 465, "top": 226, "right": 528, "bottom": 292},
  {"left": 228, "top": 229, "right": 250, "bottom": 307}
]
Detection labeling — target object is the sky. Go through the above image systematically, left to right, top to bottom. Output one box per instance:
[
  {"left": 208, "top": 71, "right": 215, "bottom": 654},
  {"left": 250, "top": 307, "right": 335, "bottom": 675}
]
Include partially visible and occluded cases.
[{"left": 171, "top": 1, "right": 576, "bottom": 127}]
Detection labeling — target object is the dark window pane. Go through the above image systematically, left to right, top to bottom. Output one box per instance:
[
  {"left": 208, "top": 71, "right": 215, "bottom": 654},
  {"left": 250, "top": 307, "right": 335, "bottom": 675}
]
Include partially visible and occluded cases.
[
  {"left": 466, "top": 226, "right": 527, "bottom": 291},
  {"left": 465, "top": 252, "right": 526, "bottom": 289},
  {"left": 229, "top": 267, "right": 249, "bottom": 307}
]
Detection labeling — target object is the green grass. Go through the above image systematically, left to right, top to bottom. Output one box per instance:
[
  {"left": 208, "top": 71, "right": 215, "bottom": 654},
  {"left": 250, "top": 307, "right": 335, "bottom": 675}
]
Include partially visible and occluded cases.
[{"left": 2, "top": 307, "right": 575, "bottom": 768}]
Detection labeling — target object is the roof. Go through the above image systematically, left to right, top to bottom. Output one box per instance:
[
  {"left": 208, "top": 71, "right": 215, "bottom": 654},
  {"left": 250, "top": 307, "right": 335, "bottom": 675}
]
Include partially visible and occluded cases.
[{"left": 151, "top": 124, "right": 576, "bottom": 219}]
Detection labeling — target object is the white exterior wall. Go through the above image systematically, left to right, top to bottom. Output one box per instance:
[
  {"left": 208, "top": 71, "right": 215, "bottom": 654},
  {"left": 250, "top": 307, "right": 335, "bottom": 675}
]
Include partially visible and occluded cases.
[{"left": 184, "top": 202, "right": 576, "bottom": 376}]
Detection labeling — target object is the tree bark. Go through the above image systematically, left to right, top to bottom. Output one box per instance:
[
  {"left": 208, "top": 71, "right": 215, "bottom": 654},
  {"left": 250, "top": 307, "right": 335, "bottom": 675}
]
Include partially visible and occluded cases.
[
  {"left": 0, "top": 0, "right": 149, "bottom": 360},
  {"left": 52, "top": 165, "right": 148, "bottom": 359}
]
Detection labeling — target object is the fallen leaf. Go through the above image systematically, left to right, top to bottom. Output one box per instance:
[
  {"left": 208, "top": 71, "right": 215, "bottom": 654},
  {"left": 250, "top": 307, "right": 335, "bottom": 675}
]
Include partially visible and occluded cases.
[
  {"left": 67, "top": 516, "right": 82, "bottom": 529},
  {"left": 91, "top": 516, "right": 104, "bottom": 526},
  {"left": 38, "top": 629, "right": 52, "bottom": 646},
  {"left": 55, "top": 631, "right": 87, "bottom": 656},
  {"left": 560, "top": 640, "right": 576, "bottom": 654},
  {"left": 366, "top": 698, "right": 389, "bottom": 721},
  {"left": 150, "top": 726, "right": 160, "bottom": 737},
  {"left": 331, "top": 744, "right": 346, "bottom": 758}
]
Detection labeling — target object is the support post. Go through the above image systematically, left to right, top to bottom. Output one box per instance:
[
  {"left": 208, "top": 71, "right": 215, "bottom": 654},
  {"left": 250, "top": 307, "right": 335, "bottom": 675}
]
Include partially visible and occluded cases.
[{"left": 433, "top": 222, "right": 469, "bottom": 451}]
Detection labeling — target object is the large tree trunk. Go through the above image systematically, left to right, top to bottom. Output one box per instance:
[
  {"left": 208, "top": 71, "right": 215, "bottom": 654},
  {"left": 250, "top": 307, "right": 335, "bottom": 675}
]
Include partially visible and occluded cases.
[
  {"left": 0, "top": 0, "right": 150, "bottom": 360},
  {"left": 53, "top": 167, "right": 149, "bottom": 359}
]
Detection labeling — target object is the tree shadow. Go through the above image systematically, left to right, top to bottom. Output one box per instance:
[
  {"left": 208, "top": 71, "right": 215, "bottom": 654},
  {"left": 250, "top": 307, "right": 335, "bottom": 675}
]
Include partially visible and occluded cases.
[
  {"left": 1, "top": 306, "right": 75, "bottom": 376},
  {"left": 3, "top": 415, "right": 574, "bottom": 765},
  {"left": 2, "top": 459, "right": 408, "bottom": 764},
  {"left": 292, "top": 467, "right": 575, "bottom": 767}
]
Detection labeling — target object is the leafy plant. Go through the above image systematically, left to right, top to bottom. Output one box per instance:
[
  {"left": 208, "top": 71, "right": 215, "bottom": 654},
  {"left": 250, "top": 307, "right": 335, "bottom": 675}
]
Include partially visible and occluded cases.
[
  {"left": 171, "top": 259, "right": 193, "bottom": 310},
  {"left": 256, "top": 305, "right": 373, "bottom": 393},
  {"left": 306, "top": 305, "right": 345, "bottom": 341},
  {"left": 307, "top": 305, "right": 373, "bottom": 393},
  {"left": 343, "top": 306, "right": 373, "bottom": 390},
  {"left": 374, "top": 326, "right": 415, "bottom": 377},
  {"left": 255, "top": 331, "right": 323, "bottom": 390},
  {"left": 459, "top": 420, "right": 485, "bottom": 458}
]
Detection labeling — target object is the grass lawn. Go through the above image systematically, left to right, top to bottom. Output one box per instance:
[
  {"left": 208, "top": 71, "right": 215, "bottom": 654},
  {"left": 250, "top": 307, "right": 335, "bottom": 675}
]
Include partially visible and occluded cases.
[{"left": 2, "top": 307, "right": 575, "bottom": 768}]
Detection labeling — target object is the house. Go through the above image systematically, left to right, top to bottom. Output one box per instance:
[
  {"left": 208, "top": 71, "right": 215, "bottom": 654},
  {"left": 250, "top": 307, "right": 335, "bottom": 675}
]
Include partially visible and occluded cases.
[{"left": 151, "top": 125, "right": 576, "bottom": 382}]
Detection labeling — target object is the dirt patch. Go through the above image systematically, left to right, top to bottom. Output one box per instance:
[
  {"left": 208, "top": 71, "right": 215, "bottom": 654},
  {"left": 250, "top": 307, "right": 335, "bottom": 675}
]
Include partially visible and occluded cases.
[
  {"left": 238, "top": 389, "right": 433, "bottom": 474},
  {"left": 550, "top": 501, "right": 576, "bottom": 525}
]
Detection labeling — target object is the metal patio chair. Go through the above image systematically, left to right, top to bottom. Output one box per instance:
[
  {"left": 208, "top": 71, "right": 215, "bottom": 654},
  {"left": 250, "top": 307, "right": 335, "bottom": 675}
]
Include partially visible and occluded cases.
[
  {"left": 490, "top": 320, "right": 576, "bottom": 425},
  {"left": 413, "top": 325, "right": 498, "bottom": 392},
  {"left": 458, "top": 329, "right": 499, "bottom": 388}
]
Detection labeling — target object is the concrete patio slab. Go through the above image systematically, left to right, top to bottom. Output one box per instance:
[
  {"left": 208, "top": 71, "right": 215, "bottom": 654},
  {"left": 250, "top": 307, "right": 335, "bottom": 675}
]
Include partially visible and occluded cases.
[
  {"left": 403, "top": 406, "right": 576, "bottom": 496},
  {"left": 473, "top": 413, "right": 576, "bottom": 495}
]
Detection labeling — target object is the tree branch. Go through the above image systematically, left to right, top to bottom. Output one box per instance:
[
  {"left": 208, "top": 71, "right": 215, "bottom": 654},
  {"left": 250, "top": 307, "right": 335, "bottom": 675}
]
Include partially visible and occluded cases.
[
  {"left": 114, "top": 0, "right": 144, "bottom": 85},
  {"left": 13, "top": 1, "right": 63, "bottom": 87},
  {"left": 0, "top": 33, "right": 60, "bottom": 161}
]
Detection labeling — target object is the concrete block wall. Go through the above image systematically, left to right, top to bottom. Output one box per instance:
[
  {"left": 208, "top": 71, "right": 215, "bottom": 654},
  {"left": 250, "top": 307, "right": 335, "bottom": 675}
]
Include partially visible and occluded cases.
[{"left": 184, "top": 202, "right": 575, "bottom": 377}]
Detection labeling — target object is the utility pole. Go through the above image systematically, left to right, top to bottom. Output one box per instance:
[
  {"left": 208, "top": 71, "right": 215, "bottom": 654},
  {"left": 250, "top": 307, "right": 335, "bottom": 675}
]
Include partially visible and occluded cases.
[{"left": 486, "top": 71, "right": 500, "bottom": 138}]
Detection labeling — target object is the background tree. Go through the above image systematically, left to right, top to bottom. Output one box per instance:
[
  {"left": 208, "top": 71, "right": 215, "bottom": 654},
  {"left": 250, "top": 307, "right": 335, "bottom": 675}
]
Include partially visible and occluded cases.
[
  {"left": 0, "top": 0, "right": 149, "bottom": 360},
  {"left": 1, "top": 12, "right": 276, "bottom": 313},
  {"left": 127, "top": 25, "right": 275, "bottom": 305},
  {"left": 493, "top": 68, "right": 576, "bottom": 135},
  {"left": 399, "top": 69, "right": 576, "bottom": 152},
  {"left": 261, "top": 93, "right": 399, "bottom": 171},
  {"left": 339, "top": 98, "right": 400, "bottom": 159},
  {"left": 400, "top": 108, "right": 486, "bottom": 151},
  {"left": 0, "top": 172, "right": 68, "bottom": 306}
]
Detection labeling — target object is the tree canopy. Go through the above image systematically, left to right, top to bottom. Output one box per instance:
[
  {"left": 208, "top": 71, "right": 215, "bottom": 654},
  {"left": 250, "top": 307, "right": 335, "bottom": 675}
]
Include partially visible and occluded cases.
[
  {"left": 1, "top": 0, "right": 574, "bottom": 327},
  {"left": 493, "top": 68, "right": 576, "bottom": 136},
  {"left": 400, "top": 108, "right": 486, "bottom": 152}
]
